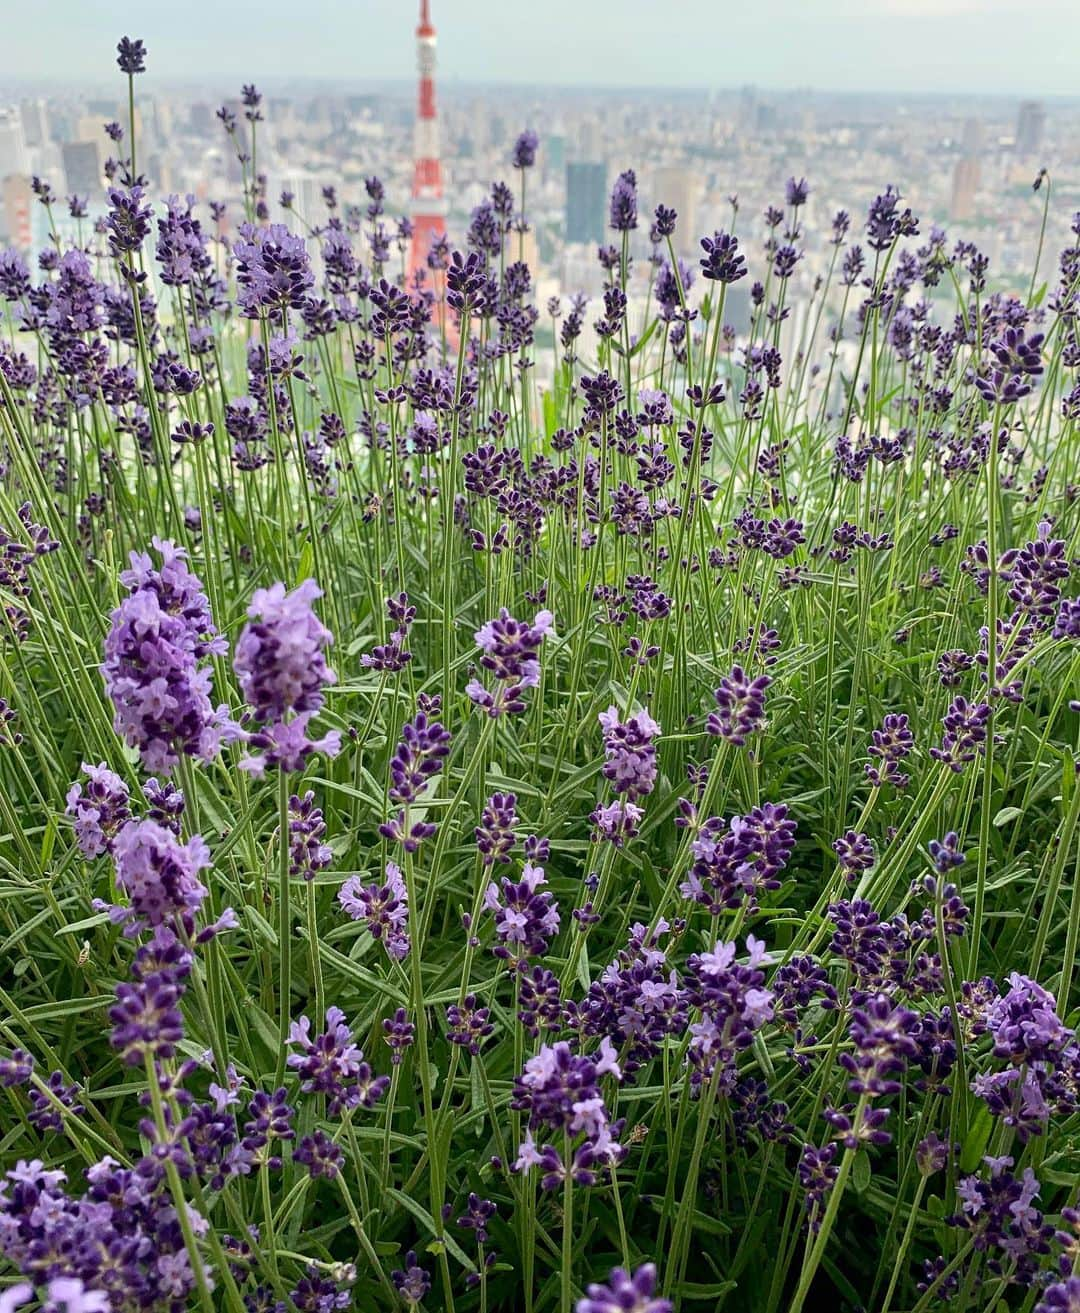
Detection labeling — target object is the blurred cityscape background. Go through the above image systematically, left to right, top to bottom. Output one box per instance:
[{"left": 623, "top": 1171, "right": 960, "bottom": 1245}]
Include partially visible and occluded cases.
[{"left": 1, "top": 3, "right": 1077, "bottom": 387}]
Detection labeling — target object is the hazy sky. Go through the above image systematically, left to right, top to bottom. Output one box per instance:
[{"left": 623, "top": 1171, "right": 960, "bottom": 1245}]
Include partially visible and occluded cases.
[{"left": 1, "top": 0, "right": 1078, "bottom": 96}]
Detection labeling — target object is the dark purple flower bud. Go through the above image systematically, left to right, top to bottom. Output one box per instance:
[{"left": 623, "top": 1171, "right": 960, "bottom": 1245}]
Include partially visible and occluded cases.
[
  {"left": 116, "top": 36, "right": 146, "bottom": 74},
  {"left": 512, "top": 130, "right": 539, "bottom": 169},
  {"left": 609, "top": 170, "right": 638, "bottom": 232},
  {"left": 106, "top": 186, "right": 151, "bottom": 257},
  {"left": 699, "top": 231, "right": 746, "bottom": 284},
  {"left": 707, "top": 666, "right": 770, "bottom": 746},
  {"left": 929, "top": 696, "right": 991, "bottom": 772},
  {"left": 388, "top": 709, "right": 451, "bottom": 805},
  {"left": 865, "top": 712, "right": 914, "bottom": 790},
  {"left": 289, "top": 791, "right": 332, "bottom": 881},
  {"left": 475, "top": 792, "right": 518, "bottom": 866},
  {"left": 832, "top": 830, "right": 875, "bottom": 880},
  {"left": 928, "top": 832, "right": 965, "bottom": 873},
  {"left": 109, "top": 926, "right": 191, "bottom": 1064},
  {"left": 446, "top": 994, "right": 494, "bottom": 1054},
  {"left": 382, "top": 1008, "right": 415, "bottom": 1065},
  {"left": 242, "top": 1086, "right": 296, "bottom": 1168},
  {"left": 799, "top": 1142, "right": 839, "bottom": 1229},
  {"left": 391, "top": 1251, "right": 430, "bottom": 1306}
]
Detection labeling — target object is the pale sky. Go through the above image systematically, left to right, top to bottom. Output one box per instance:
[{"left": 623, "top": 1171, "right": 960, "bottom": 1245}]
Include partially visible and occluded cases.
[{"left": 1, "top": 0, "right": 1078, "bottom": 96}]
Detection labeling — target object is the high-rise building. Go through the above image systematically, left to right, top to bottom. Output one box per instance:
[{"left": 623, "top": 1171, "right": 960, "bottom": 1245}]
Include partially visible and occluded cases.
[
  {"left": 407, "top": 0, "right": 448, "bottom": 295},
  {"left": 19, "top": 99, "right": 48, "bottom": 149},
  {"left": 1015, "top": 101, "right": 1045, "bottom": 158},
  {"left": 0, "top": 109, "right": 29, "bottom": 181},
  {"left": 962, "top": 117, "right": 983, "bottom": 156},
  {"left": 579, "top": 118, "right": 602, "bottom": 162},
  {"left": 546, "top": 134, "right": 566, "bottom": 182},
  {"left": 61, "top": 140, "right": 101, "bottom": 199},
  {"left": 950, "top": 157, "right": 980, "bottom": 222},
  {"left": 566, "top": 161, "right": 606, "bottom": 245},
  {"left": 651, "top": 166, "right": 697, "bottom": 255},
  {"left": 2, "top": 174, "right": 33, "bottom": 250}
]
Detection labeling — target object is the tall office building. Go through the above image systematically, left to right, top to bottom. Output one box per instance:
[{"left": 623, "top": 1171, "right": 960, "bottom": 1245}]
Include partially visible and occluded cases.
[
  {"left": 19, "top": 99, "right": 48, "bottom": 150},
  {"left": 1015, "top": 101, "right": 1046, "bottom": 158},
  {"left": 0, "top": 109, "right": 29, "bottom": 181},
  {"left": 961, "top": 117, "right": 983, "bottom": 156},
  {"left": 61, "top": 140, "right": 102, "bottom": 199},
  {"left": 950, "top": 157, "right": 980, "bottom": 222},
  {"left": 566, "top": 161, "right": 606, "bottom": 245},
  {"left": 651, "top": 166, "right": 697, "bottom": 256},
  {"left": 2, "top": 174, "right": 33, "bottom": 249}
]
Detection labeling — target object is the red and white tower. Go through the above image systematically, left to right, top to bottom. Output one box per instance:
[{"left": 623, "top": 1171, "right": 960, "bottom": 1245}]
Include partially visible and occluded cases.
[{"left": 408, "top": 0, "right": 448, "bottom": 290}]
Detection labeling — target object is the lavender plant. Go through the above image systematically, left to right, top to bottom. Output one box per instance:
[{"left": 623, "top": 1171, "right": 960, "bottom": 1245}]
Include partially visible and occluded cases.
[{"left": 0, "top": 33, "right": 1078, "bottom": 1313}]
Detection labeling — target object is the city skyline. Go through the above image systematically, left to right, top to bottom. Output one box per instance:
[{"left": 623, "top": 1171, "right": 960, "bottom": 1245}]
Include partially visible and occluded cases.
[{"left": 1, "top": 0, "right": 1079, "bottom": 98}]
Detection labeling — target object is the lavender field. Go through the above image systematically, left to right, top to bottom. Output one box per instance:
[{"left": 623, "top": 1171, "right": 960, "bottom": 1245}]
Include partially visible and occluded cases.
[{"left": 1, "top": 32, "right": 1080, "bottom": 1313}]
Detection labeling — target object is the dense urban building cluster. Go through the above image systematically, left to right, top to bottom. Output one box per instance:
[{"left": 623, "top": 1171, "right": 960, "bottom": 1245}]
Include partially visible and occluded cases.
[{"left": 1, "top": 80, "right": 1076, "bottom": 388}]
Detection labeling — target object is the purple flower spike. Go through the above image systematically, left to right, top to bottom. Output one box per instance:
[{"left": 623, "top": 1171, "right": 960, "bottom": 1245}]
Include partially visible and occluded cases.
[
  {"left": 116, "top": 36, "right": 146, "bottom": 75},
  {"left": 513, "top": 130, "right": 539, "bottom": 170},
  {"left": 609, "top": 170, "right": 638, "bottom": 233},
  {"left": 103, "top": 539, "right": 231, "bottom": 774},
  {"left": 233, "top": 578, "right": 340, "bottom": 774},
  {"left": 467, "top": 608, "right": 553, "bottom": 717},
  {"left": 707, "top": 666, "right": 770, "bottom": 746},
  {"left": 929, "top": 696, "right": 991, "bottom": 772},
  {"left": 598, "top": 706, "right": 661, "bottom": 799},
  {"left": 388, "top": 709, "right": 451, "bottom": 805},
  {"left": 66, "top": 762, "right": 131, "bottom": 858},
  {"left": 109, "top": 818, "right": 211, "bottom": 934},
  {"left": 338, "top": 861, "right": 410, "bottom": 961},
  {"left": 287, "top": 1006, "right": 389, "bottom": 1116},
  {"left": 576, "top": 1262, "right": 672, "bottom": 1313}
]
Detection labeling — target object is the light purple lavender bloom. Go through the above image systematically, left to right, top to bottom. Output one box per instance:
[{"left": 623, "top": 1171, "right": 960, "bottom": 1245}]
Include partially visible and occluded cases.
[
  {"left": 103, "top": 540, "right": 230, "bottom": 774},
  {"left": 233, "top": 578, "right": 341, "bottom": 774},
  {"left": 467, "top": 608, "right": 553, "bottom": 717},
  {"left": 598, "top": 706, "right": 661, "bottom": 799},
  {"left": 66, "top": 763, "right": 131, "bottom": 858},
  {"left": 338, "top": 862, "right": 410, "bottom": 960},
  {"left": 576, "top": 1262, "right": 671, "bottom": 1313}
]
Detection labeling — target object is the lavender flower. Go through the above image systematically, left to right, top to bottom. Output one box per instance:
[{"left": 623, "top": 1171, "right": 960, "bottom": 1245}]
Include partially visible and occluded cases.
[
  {"left": 116, "top": 36, "right": 146, "bottom": 74},
  {"left": 513, "top": 130, "right": 539, "bottom": 169},
  {"left": 609, "top": 170, "right": 638, "bottom": 232},
  {"left": 103, "top": 540, "right": 230, "bottom": 774},
  {"left": 233, "top": 579, "right": 341, "bottom": 773},
  {"left": 467, "top": 608, "right": 553, "bottom": 717},
  {"left": 707, "top": 667, "right": 770, "bottom": 746},
  {"left": 930, "top": 696, "right": 991, "bottom": 772},
  {"left": 598, "top": 706, "right": 661, "bottom": 798},
  {"left": 65, "top": 763, "right": 131, "bottom": 858},
  {"left": 289, "top": 791, "right": 332, "bottom": 881},
  {"left": 484, "top": 859, "right": 560, "bottom": 965},
  {"left": 338, "top": 862, "right": 410, "bottom": 960},
  {"left": 287, "top": 1007, "right": 389, "bottom": 1115},
  {"left": 391, "top": 1251, "right": 430, "bottom": 1306},
  {"left": 576, "top": 1263, "right": 671, "bottom": 1313}
]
